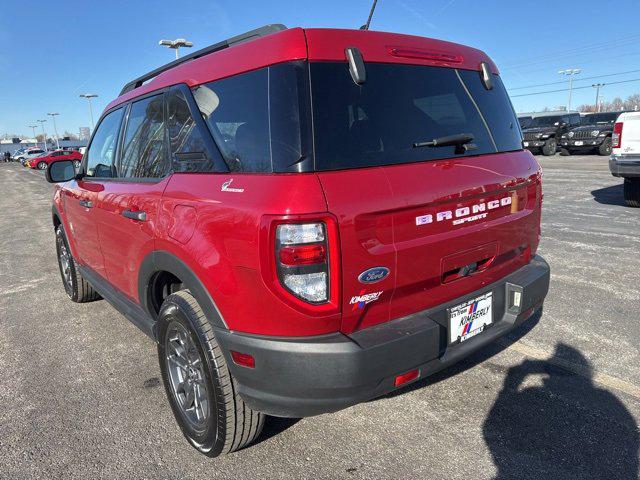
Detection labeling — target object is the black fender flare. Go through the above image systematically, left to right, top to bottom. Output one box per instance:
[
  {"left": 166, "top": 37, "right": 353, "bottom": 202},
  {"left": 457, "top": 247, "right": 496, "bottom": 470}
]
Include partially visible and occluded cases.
[{"left": 138, "top": 251, "right": 227, "bottom": 330}]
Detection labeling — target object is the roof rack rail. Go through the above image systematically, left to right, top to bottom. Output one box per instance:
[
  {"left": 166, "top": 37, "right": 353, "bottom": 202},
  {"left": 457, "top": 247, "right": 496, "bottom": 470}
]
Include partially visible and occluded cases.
[{"left": 119, "top": 24, "right": 288, "bottom": 96}]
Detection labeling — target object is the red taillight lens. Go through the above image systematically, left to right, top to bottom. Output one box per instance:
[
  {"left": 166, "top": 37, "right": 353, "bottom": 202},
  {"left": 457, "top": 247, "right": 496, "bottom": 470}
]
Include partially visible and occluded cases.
[
  {"left": 612, "top": 122, "right": 623, "bottom": 149},
  {"left": 279, "top": 244, "right": 326, "bottom": 266},
  {"left": 230, "top": 351, "right": 255, "bottom": 368},
  {"left": 394, "top": 369, "right": 420, "bottom": 387}
]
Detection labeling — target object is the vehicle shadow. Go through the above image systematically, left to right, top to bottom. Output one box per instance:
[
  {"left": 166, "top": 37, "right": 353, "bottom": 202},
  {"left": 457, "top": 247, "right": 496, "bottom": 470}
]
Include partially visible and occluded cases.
[
  {"left": 591, "top": 183, "right": 627, "bottom": 207},
  {"left": 483, "top": 343, "right": 638, "bottom": 479}
]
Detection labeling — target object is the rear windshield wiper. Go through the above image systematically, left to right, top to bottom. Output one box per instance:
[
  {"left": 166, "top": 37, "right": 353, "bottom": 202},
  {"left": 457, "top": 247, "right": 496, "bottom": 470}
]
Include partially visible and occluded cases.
[{"left": 412, "top": 133, "right": 477, "bottom": 154}]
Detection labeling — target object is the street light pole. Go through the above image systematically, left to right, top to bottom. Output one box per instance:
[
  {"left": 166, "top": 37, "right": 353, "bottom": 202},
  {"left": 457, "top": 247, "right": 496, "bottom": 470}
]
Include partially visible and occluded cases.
[
  {"left": 158, "top": 38, "right": 193, "bottom": 59},
  {"left": 558, "top": 68, "right": 582, "bottom": 112},
  {"left": 592, "top": 83, "right": 605, "bottom": 112},
  {"left": 79, "top": 93, "right": 98, "bottom": 130},
  {"left": 47, "top": 113, "right": 60, "bottom": 149},
  {"left": 36, "top": 119, "right": 47, "bottom": 150},
  {"left": 28, "top": 125, "right": 38, "bottom": 146}
]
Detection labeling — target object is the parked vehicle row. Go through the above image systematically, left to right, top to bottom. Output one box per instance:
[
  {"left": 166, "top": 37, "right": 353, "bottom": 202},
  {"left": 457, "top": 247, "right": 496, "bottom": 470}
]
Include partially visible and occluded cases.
[{"left": 518, "top": 110, "right": 630, "bottom": 157}]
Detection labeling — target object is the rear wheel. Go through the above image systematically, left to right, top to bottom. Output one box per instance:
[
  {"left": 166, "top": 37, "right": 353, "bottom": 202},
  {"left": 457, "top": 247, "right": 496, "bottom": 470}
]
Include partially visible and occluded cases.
[
  {"left": 598, "top": 137, "right": 612, "bottom": 156},
  {"left": 542, "top": 138, "right": 557, "bottom": 156},
  {"left": 37, "top": 161, "right": 47, "bottom": 170},
  {"left": 623, "top": 178, "right": 640, "bottom": 208},
  {"left": 55, "top": 225, "right": 101, "bottom": 302},
  {"left": 157, "top": 290, "right": 264, "bottom": 456}
]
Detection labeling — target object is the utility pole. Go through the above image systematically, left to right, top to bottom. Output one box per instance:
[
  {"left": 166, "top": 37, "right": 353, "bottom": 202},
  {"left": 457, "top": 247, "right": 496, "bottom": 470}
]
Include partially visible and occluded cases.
[
  {"left": 158, "top": 38, "right": 193, "bottom": 59},
  {"left": 558, "top": 69, "right": 582, "bottom": 112},
  {"left": 592, "top": 83, "right": 605, "bottom": 112},
  {"left": 79, "top": 93, "right": 98, "bottom": 130},
  {"left": 47, "top": 113, "right": 60, "bottom": 149},
  {"left": 37, "top": 119, "right": 47, "bottom": 150},
  {"left": 28, "top": 125, "right": 38, "bottom": 146}
]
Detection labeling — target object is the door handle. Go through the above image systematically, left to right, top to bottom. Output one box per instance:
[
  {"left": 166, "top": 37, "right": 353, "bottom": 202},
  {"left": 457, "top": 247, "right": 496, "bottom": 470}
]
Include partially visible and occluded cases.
[
  {"left": 79, "top": 199, "right": 93, "bottom": 208},
  {"left": 122, "top": 209, "right": 147, "bottom": 222}
]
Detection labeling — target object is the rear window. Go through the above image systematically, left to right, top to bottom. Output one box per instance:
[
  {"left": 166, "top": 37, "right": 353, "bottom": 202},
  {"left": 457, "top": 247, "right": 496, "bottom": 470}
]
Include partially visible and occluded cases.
[{"left": 310, "top": 62, "right": 521, "bottom": 171}]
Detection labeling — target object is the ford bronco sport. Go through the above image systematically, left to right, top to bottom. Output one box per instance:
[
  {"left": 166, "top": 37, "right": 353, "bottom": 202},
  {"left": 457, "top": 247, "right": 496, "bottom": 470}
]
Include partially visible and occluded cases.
[{"left": 45, "top": 25, "right": 550, "bottom": 456}]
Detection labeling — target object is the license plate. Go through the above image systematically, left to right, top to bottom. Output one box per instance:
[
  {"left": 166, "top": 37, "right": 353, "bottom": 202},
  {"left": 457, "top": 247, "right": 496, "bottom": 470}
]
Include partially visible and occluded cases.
[
  {"left": 574, "top": 141, "right": 583, "bottom": 146},
  {"left": 523, "top": 142, "right": 529, "bottom": 147},
  {"left": 449, "top": 292, "right": 493, "bottom": 343}
]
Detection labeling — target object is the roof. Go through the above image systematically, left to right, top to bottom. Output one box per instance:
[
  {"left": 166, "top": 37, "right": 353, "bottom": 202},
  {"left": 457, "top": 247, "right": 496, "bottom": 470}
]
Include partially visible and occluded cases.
[{"left": 105, "top": 26, "right": 498, "bottom": 112}]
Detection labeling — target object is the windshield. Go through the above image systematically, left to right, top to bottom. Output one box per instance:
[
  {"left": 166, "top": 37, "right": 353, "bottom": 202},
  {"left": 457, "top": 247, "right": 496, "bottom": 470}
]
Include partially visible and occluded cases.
[
  {"left": 310, "top": 63, "right": 522, "bottom": 170},
  {"left": 581, "top": 112, "right": 619, "bottom": 125},
  {"left": 518, "top": 116, "right": 532, "bottom": 129},
  {"left": 528, "top": 116, "right": 563, "bottom": 128}
]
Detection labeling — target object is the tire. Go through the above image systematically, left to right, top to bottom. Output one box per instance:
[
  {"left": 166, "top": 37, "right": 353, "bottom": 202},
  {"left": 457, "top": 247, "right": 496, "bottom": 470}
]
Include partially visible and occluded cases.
[
  {"left": 598, "top": 137, "right": 612, "bottom": 156},
  {"left": 541, "top": 138, "right": 557, "bottom": 156},
  {"left": 560, "top": 148, "right": 571, "bottom": 156},
  {"left": 73, "top": 160, "right": 81, "bottom": 170},
  {"left": 37, "top": 161, "right": 47, "bottom": 170},
  {"left": 623, "top": 178, "right": 640, "bottom": 208},
  {"left": 55, "top": 225, "right": 101, "bottom": 302},
  {"left": 157, "top": 290, "right": 264, "bottom": 456}
]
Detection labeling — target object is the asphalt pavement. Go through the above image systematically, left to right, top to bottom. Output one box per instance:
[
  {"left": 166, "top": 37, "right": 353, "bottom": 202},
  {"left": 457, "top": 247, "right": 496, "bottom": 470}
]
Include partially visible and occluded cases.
[{"left": 0, "top": 155, "right": 638, "bottom": 479}]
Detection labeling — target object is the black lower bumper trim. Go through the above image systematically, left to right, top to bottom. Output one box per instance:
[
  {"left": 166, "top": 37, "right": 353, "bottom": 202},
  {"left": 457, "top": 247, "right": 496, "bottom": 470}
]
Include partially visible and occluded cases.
[
  {"left": 610, "top": 157, "right": 640, "bottom": 177},
  {"left": 216, "top": 255, "right": 550, "bottom": 418}
]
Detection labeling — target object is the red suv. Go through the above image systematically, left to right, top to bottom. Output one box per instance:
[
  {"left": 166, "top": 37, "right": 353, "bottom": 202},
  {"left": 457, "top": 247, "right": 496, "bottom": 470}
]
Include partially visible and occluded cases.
[
  {"left": 45, "top": 25, "right": 550, "bottom": 456},
  {"left": 28, "top": 150, "right": 82, "bottom": 170}
]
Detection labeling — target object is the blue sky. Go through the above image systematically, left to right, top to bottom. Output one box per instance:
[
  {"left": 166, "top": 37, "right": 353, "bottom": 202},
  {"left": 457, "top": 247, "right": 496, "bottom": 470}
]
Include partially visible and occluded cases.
[{"left": 2, "top": 0, "right": 640, "bottom": 137}]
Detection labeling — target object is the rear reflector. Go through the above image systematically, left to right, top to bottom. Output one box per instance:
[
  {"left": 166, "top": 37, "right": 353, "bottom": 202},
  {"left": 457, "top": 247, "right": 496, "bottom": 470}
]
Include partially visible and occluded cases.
[
  {"left": 230, "top": 351, "right": 255, "bottom": 368},
  {"left": 394, "top": 369, "right": 420, "bottom": 387}
]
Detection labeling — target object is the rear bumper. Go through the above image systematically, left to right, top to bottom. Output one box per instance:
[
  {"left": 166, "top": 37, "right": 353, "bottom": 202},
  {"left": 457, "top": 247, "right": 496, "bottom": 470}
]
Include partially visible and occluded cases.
[
  {"left": 610, "top": 155, "right": 640, "bottom": 177},
  {"left": 216, "top": 255, "right": 550, "bottom": 418}
]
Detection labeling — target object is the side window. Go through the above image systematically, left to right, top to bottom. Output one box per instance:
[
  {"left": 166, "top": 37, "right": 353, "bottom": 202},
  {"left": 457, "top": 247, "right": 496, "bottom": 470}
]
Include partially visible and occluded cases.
[
  {"left": 193, "top": 68, "right": 271, "bottom": 172},
  {"left": 166, "top": 88, "right": 215, "bottom": 173},
  {"left": 120, "top": 95, "right": 168, "bottom": 178},
  {"left": 85, "top": 108, "right": 124, "bottom": 178}
]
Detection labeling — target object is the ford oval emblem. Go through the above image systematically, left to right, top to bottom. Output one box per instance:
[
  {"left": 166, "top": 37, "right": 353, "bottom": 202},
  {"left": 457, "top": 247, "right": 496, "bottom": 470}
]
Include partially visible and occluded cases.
[{"left": 358, "top": 267, "right": 390, "bottom": 284}]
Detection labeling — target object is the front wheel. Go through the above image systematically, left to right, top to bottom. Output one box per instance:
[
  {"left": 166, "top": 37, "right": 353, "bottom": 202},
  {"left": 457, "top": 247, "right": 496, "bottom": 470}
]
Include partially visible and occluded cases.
[
  {"left": 598, "top": 137, "right": 612, "bottom": 156},
  {"left": 542, "top": 138, "right": 557, "bottom": 156},
  {"left": 37, "top": 161, "right": 47, "bottom": 170},
  {"left": 624, "top": 178, "right": 640, "bottom": 208},
  {"left": 55, "top": 225, "right": 101, "bottom": 302},
  {"left": 157, "top": 290, "right": 264, "bottom": 456}
]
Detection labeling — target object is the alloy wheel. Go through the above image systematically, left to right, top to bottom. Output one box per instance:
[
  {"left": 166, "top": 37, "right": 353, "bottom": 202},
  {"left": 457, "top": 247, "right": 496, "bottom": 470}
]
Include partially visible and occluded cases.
[
  {"left": 56, "top": 233, "right": 73, "bottom": 296},
  {"left": 165, "top": 322, "right": 210, "bottom": 430}
]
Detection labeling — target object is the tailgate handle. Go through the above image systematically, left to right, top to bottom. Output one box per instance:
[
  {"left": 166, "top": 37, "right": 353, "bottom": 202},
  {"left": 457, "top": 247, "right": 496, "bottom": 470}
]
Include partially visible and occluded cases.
[{"left": 122, "top": 209, "right": 147, "bottom": 222}]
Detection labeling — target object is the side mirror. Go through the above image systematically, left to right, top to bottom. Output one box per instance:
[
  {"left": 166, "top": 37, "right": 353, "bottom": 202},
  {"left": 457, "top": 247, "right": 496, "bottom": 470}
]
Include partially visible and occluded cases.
[{"left": 46, "top": 159, "right": 76, "bottom": 183}]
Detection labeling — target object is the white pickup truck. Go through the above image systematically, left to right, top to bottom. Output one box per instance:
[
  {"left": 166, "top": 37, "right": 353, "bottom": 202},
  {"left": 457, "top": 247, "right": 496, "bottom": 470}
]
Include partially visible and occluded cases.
[{"left": 610, "top": 111, "right": 640, "bottom": 207}]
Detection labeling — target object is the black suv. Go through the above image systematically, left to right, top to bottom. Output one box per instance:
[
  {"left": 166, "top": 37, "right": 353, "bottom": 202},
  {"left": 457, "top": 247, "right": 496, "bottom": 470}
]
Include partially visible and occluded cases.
[
  {"left": 560, "top": 111, "right": 623, "bottom": 156},
  {"left": 522, "top": 112, "right": 581, "bottom": 156}
]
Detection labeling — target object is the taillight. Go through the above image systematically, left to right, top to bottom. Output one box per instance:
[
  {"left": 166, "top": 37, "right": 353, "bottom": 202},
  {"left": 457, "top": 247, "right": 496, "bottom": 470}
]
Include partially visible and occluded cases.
[
  {"left": 612, "top": 122, "right": 623, "bottom": 149},
  {"left": 276, "top": 222, "right": 329, "bottom": 304}
]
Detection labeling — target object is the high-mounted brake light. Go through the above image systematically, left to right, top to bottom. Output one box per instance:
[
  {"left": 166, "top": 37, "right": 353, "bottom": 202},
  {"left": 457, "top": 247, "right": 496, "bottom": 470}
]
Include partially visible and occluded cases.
[
  {"left": 387, "top": 46, "right": 463, "bottom": 64},
  {"left": 612, "top": 122, "right": 623, "bottom": 149}
]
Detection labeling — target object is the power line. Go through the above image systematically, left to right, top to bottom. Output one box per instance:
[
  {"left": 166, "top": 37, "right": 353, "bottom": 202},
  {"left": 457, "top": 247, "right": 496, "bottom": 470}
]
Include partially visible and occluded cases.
[
  {"left": 508, "top": 69, "right": 640, "bottom": 91},
  {"left": 510, "top": 77, "right": 640, "bottom": 98}
]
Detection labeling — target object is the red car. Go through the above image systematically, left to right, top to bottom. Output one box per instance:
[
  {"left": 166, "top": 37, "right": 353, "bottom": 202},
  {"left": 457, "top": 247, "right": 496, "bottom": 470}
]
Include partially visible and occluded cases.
[
  {"left": 45, "top": 25, "right": 549, "bottom": 456},
  {"left": 28, "top": 150, "right": 82, "bottom": 170}
]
